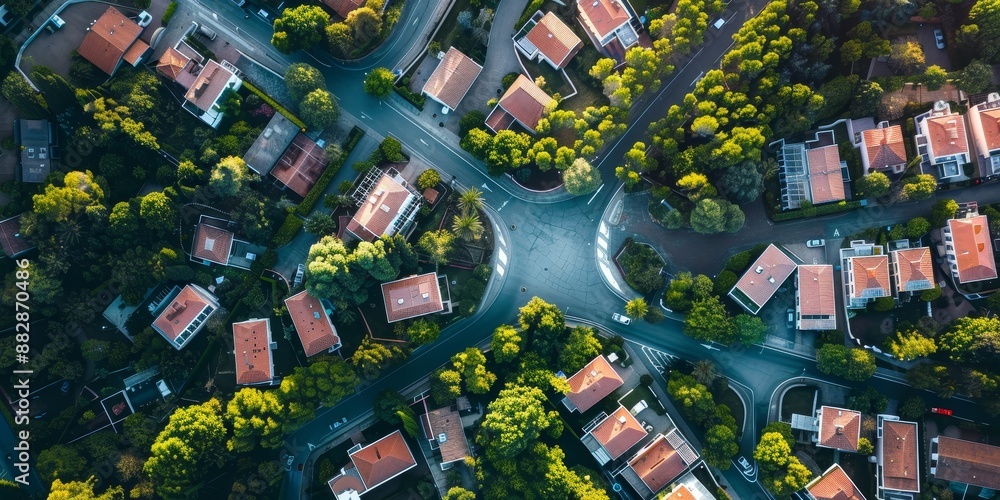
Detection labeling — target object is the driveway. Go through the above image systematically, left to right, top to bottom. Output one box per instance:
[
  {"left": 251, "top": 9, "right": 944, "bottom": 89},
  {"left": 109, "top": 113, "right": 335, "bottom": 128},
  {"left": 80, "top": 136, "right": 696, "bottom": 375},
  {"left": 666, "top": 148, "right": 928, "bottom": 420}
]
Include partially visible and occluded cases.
[{"left": 916, "top": 24, "right": 951, "bottom": 71}]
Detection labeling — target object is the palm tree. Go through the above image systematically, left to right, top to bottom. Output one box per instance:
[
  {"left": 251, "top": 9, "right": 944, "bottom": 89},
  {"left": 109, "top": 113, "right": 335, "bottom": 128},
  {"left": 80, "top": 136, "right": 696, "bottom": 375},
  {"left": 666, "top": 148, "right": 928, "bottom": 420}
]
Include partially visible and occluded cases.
[
  {"left": 761, "top": 157, "right": 779, "bottom": 181},
  {"left": 458, "top": 187, "right": 484, "bottom": 216},
  {"left": 452, "top": 213, "right": 484, "bottom": 241},
  {"left": 56, "top": 218, "right": 83, "bottom": 246},
  {"left": 692, "top": 360, "right": 719, "bottom": 386}
]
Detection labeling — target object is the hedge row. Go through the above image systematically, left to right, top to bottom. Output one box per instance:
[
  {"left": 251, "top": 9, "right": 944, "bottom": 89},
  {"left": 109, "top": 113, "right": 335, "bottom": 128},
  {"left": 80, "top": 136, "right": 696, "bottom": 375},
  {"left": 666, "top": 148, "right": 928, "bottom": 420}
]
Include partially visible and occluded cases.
[
  {"left": 516, "top": 0, "right": 544, "bottom": 29},
  {"left": 162, "top": 1, "right": 178, "bottom": 26},
  {"left": 242, "top": 80, "right": 308, "bottom": 130},
  {"left": 394, "top": 85, "right": 425, "bottom": 110},
  {"left": 295, "top": 126, "right": 365, "bottom": 216},
  {"left": 772, "top": 200, "right": 863, "bottom": 221},
  {"left": 271, "top": 215, "right": 304, "bottom": 247}
]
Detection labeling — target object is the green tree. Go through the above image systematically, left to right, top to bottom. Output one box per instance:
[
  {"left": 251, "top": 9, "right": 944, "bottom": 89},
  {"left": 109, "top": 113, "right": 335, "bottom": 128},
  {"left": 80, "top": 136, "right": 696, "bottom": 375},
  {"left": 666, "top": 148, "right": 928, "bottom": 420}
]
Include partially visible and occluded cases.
[
  {"left": 970, "top": 0, "right": 1000, "bottom": 62},
  {"left": 271, "top": 5, "right": 330, "bottom": 53},
  {"left": 344, "top": 6, "right": 382, "bottom": 44},
  {"left": 889, "top": 40, "right": 925, "bottom": 74},
  {"left": 958, "top": 59, "right": 993, "bottom": 94},
  {"left": 284, "top": 63, "right": 327, "bottom": 101},
  {"left": 924, "top": 65, "right": 948, "bottom": 91},
  {"left": 364, "top": 67, "right": 395, "bottom": 98},
  {"left": 1, "top": 70, "right": 47, "bottom": 116},
  {"left": 300, "top": 89, "right": 340, "bottom": 129},
  {"left": 209, "top": 156, "right": 251, "bottom": 197},
  {"left": 563, "top": 158, "right": 602, "bottom": 196},
  {"left": 719, "top": 160, "right": 765, "bottom": 203},
  {"left": 417, "top": 169, "right": 441, "bottom": 190},
  {"left": 32, "top": 170, "right": 105, "bottom": 223},
  {"left": 857, "top": 171, "right": 891, "bottom": 197},
  {"left": 901, "top": 174, "right": 936, "bottom": 201},
  {"left": 458, "top": 187, "right": 485, "bottom": 215},
  {"left": 138, "top": 191, "right": 175, "bottom": 229},
  {"left": 690, "top": 198, "right": 743, "bottom": 234},
  {"left": 931, "top": 199, "right": 959, "bottom": 226},
  {"left": 452, "top": 212, "right": 484, "bottom": 241},
  {"left": 304, "top": 213, "right": 336, "bottom": 235},
  {"left": 908, "top": 217, "right": 931, "bottom": 239},
  {"left": 418, "top": 230, "right": 455, "bottom": 269},
  {"left": 304, "top": 236, "right": 366, "bottom": 303},
  {"left": 685, "top": 296, "right": 734, "bottom": 343},
  {"left": 518, "top": 297, "right": 566, "bottom": 362},
  {"left": 625, "top": 298, "right": 649, "bottom": 319},
  {"left": 734, "top": 313, "right": 767, "bottom": 345},
  {"left": 939, "top": 316, "right": 1000, "bottom": 364},
  {"left": 408, "top": 318, "right": 440, "bottom": 345},
  {"left": 491, "top": 324, "right": 523, "bottom": 364},
  {"left": 559, "top": 326, "right": 602, "bottom": 373},
  {"left": 888, "top": 328, "right": 937, "bottom": 361},
  {"left": 351, "top": 338, "right": 401, "bottom": 380},
  {"left": 81, "top": 339, "right": 110, "bottom": 362},
  {"left": 816, "top": 344, "right": 877, "bottom": 381},
  {"left": 452, "top": 347, "right": 496, "bottom": 394},
  {"left": 278, "top": 358, "right": 358, "bottom": 431},
  {"left": 691, "top": 359, "right": 719, "bottom": 386},
  {"left": 430, "top": 368, "right": 462, "bottom": 404},
  {"left": 667, "top": 373, "right": 717, "bottom": 425},
  {"left": 478, "top": 385, "right": 562, "bottom": 459},
  {"left": 846, "top": 386, "right": 888, "bottom": 415},
  {"left": 226, "top": 388, "right": 285, "bottom": 452},
  {"left": 373, "top": 389, "right": 411, "bottom": 425},
  {"left": 898, "top": 395, "right": 926, "bottom": 420},
  {"left": 144, "top": 399, "right": 227, "bottom": 497},
  {"left": 122, "top": 414, "right": 157, "bottom": 450},
  {"left": 703, "top": 424, "right": 740, "bottom": 469},
  {"left": 754, "top": 432, "right": 791, "bottom": 473},
  {"left": 857, "top": 437, "right": 874, "bottom": 455},
  {"left": 36, "top": 445, "right": 87, "bottom": 484},
  {"left": 765, "top": 458, "right": 812, "bottom": 497},
  {"left": 48, "top": 477, "right": 124, "bottom": 500},
  {"left": 443, "top": 487, "right": 477, "bottom": 500}
]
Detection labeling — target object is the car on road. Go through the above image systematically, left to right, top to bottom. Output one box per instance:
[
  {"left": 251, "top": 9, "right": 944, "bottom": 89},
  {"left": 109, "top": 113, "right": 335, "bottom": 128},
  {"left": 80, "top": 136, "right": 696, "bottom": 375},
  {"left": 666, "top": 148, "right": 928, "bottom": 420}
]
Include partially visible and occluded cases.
[
  {"left": 934, "top": 29, "right": 946, "bottom": 49},
  {"left": 806, "top": 239, "right": 825, "bottom": 248},
  {"left": 786, "top": 309, "right": 795, "bottom": 329},
  {"left": 612, "top": 313, "right": 631, "bottom": 325},
  {"left": 60, "top": 381, "right": 70, "bottom": 393},
  {"left": 931, "top": 407, "right": 953, "bottom": 416},
  {"left": 737, "top": 456, "right": 753, "bottom": 473}
]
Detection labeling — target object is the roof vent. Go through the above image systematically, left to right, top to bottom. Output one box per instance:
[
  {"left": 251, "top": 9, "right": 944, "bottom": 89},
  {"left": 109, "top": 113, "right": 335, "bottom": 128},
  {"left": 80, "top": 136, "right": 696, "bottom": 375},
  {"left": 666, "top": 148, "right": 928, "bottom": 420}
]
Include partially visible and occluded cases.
[
  {"left": 592, "top": 0, "right": 599, "bottom": 5},
  {"left": 368, "top": 195, "right": 377, "bottom": 205},
  {"left": 380, "top": 204, "right": 391, "bottom": 213},
  {"left": 205, "top": 238, "right": 215, "bottom": 251},
  {"left": 755, "top": 266, "right": 764, "bottom": 274},
  {"left": 767, "top": 276, "right": 775, "bottom": 284},
  {"left": 422, "top": 292, "right": 429, "bottom": 300},
  {"left": 397, "top": 298, "right": 405, "bottom": 305},
  {"left": 313, "top": 312, "right": 320, "bottom": 319},
  {"left": 590, "top": 370, "right": 599, "bottom": 377},
  {"left": 618, "top": 416, "right": 627, "bottom": 424},
  {"left": 438, "top": 433, "right": 447, "bottom": 443}
]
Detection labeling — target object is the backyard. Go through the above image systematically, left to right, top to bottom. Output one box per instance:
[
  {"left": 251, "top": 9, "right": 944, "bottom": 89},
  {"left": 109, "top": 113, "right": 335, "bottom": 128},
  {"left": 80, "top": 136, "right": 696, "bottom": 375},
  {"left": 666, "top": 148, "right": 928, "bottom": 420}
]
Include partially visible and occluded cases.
[{"left": 780, "top": 385, "right": 818, "bottom": 421}]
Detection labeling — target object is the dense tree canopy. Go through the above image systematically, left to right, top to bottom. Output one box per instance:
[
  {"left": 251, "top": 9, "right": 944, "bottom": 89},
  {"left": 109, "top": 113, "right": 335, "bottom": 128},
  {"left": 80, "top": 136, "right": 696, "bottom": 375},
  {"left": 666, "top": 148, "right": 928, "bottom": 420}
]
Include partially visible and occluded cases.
[
  {"left": 272, "top": 6, "right": 330, "bottom": 53},
  {"left": 285, "top": 63, "right": 327, "bottom": 101},
  {"left": 364, "top": 67, "right": 395, "bottom": 98},
  {"left": 816, "top": 344, "right": 876, "bottom": 381},
  {"left": 478, "top": 385, "right": 562, "bottom": 460},
  {"left": 226, "top": 388, "right": 285, "bottom": 452},
  {"left": 144, "top": 399, "right": 227, "bottom": 497}
]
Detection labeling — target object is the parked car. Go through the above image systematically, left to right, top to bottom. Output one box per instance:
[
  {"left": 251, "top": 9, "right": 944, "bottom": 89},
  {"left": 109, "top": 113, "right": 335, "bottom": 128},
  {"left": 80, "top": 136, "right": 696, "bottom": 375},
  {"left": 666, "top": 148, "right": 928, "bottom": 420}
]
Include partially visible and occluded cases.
[
  {"left": 258, "top": 9, "right": 271, "bottom": 20},
  {"left": 136, "top": 11, "right": 152, "bottom": 28},
  {"left": 197, "top": 24, "right": 217, "bottom": 40},
  {"left": 934, "top": 29, "right": 946, "bottom": 49},
  {"left": 806, "top": 239, "right": 825, "bottom": 248},
  {"left": 786, "top": 309, "right": 795, "bottom": 329},
  {"left": 612, "top": 313, "right": 631, "bottom": 325},
  {"left": 60, "top": 381, "right": 70, "bottom": 393},
  {"left": 931, "top": 407, "right": 953, "bottom": 416},
  {"left": 737, "top": 456, "right": 753, "bottom": 473}
]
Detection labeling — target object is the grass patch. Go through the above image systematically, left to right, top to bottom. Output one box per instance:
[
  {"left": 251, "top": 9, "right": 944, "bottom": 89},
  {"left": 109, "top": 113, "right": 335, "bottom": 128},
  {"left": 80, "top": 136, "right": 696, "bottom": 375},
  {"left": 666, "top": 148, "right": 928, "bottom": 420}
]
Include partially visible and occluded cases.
[
  {"left": 162, "top": 1, "right": 178, "bottom": 25},
  {"left": 619, "top": 384, "right": 665, "bottom": 415},
  {"left": 780, "top": 386, "right": 817, "bottom": 421}
]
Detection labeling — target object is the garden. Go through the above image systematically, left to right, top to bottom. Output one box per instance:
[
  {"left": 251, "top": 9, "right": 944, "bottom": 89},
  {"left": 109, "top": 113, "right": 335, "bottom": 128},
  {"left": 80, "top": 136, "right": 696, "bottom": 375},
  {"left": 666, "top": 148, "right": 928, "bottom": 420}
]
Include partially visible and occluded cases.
[
  {"left": 430, "top": 0, "right": 499, "bottom": 65},
  {"left": 615, "top": 237, "right": 666, "bottom": 296}
]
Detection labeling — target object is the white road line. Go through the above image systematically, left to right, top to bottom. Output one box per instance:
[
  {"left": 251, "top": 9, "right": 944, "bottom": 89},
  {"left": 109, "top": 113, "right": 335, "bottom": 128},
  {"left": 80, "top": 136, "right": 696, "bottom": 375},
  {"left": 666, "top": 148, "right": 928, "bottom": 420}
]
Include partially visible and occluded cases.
[
  {"left": 690, "top": 70, "right": 705, "bottom": 87},
  {"left": 419, "top": 139, "right": 428, "bottom": 146},
  {"left": 587, "top": 184, "right": 605, "bottom": 205},
  {"left": 599, "top": 222, "right": 609, "bottom": 238},
  {"left": 597, "top": 237, "right": 607, "bottom": 251},
  {"left": 498, "top": 249, "right": 508, "bottom": 266},
  {"left": 599, "top": 262, "right": 622, "bottom": 293},
  {"left": 495, "top": 265, "right": 505, "bottom": 276}
]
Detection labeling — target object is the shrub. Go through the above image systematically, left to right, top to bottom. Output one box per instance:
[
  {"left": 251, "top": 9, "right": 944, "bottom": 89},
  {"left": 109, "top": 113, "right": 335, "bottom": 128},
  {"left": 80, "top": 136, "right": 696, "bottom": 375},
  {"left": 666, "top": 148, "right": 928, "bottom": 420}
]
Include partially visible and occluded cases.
[
  {"left": 162, "top": 1, "right": 178, "bottom": 25},
  {"left": 501, "top": 72, "right": 520, "bottom": 89},
  {"left": 242, "top": 80, "right": 307, "bottom": 130},
  {"left": 459, "top": 111, "right": 486, "bottom": 136},
  {"left": 295, "top": 128, "right": 364, "bottom": 216},
  {"left": 380, "top": 136, "right": 405, "bottom": 162},
  {"left": 417, "top": 169, "right": 441, "bottom": 190},
  {"left": 771, "top": 201, "right": 862, "bottom": 221},
  {"left": 271, "top": 215, "right": 304, "bottom": 247},
  {"left": 873, "top": 296, "right": 896, "bottom": 312}
]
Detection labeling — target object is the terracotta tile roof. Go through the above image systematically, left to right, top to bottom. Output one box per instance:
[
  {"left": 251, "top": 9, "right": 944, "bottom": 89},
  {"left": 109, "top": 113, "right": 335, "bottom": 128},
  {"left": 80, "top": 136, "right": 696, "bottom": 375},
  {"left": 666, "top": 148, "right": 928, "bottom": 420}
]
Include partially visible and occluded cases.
[
  {"left": 323, "top": 0, "right": 364, "bottom": 18},
  {"left": 577, "top": 0, "right": 632, "bottom": 39},
  {"left": 77, "top": 7, "right": 143, "bottom": 75},
  {"left": 526, "top": 12, "right": 583, "bottom": 68},
  {"left": 122, "top": 39, "right": 149, "bottom": 66},
  {"left": 156, "top": 47, "right": 191, "bottom": 81},
  {"left": 421, "top": 47, "right": 483, "bottom": 110},
  {"left": 185, "top": 60, "right": 237, "bottom": 113},
  {"left": 496, "top": 75, "right": 552, "bottom": 131},
  {"left": 484, "top": 107, "right": 515, "bottom": 132},
  {"left": 973, "top": 107, "right": 1000, "bottom": 153},
  {"left": 925, "top": 113, "right": 969, "bottom": 159},
  {"left": 862, "top": 125, "right": 907, "bottom": 171},
  {"left": 271, "top": 133, "right": 328, "bottom": 197},
  {"left": 807, "top": 145, "right": 846, "bottom": 204},
  {"left": 347, "top": 174, "right": 417, "bottom": 242},
  {"left": 422, "top": 188, "right": 439, "bottom": 205},
  {"left": 0, "top": 214, "right": 33, "bottom": 258},
  {"left": 948, "top": 215, "right": 998, "bottom": 283},
  {"left": 191, "top": 223, "right": 234, "bottom": 265},
  {"left": 731, "top": 244, "right": 798, "bottom": 313},
  {"left": 892, "top": 248, "right": 935, "bottom": 292},
  {"left": 849, "top": 255, "right": 891, "bottom": 300},
  {"left": 796, "top": 265, "right": 836, "bottom": 330},
  {"left": 381, "top": 273, "right": 443, "bottom": 323},
  {"left": 152, "top": 285, "right": 219, "bottom": 350},
  {"left": 284, "top": 291, "right": 340, "bottom": 357},
  {"left": 232, "top": 319, "right": 274, "bottom": 385},
  {"left": 564, "top": 355, "right": 624, "bottom": 412},
  {"left": 424, "top": 406, "right": 470, "bottom": 464},
  {"left": 590, "top": 406, "right": 647, "bottom": 459},
  {"left": 818, "top": 406, "right": 861, "bottom": 452},
  {"left": 880, "top": 420, "right": 919, "bottom": 492},
  {"left": 350, "top": 430, "right": 417, "bottom": 490},
  {"left": 628, "top": 432, "right": 695, "bottom": 495},
  {"left": 934, "top": 436, "right": 1000, "bottom": 490},
  {"left": 808, "top": 464, "right": 866, "bottom": 500},
  {"left": 328, "top": 470, "right": 365, "bottom": 497},
  {"left": 661, "top": 485, "right": 694, "bottom": 500}
]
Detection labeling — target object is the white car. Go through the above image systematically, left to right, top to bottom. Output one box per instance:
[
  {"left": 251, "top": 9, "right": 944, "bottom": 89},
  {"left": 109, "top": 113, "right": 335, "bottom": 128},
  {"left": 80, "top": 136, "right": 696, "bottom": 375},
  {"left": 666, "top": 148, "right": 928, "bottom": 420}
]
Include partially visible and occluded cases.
[
  {"left": 136, "top": 11, "right": 152, "bottom": 28},
  {"left": 934, "top": 29, "right": 945, "bottom": 50},
  {"left": 806, "top": 239, "right": 825, "bottom": 248},
  {"left": 612, "top": 313, "right": 631, "bottom": 325},
  {"left": 737, "top": 456, "right": 752, "bottom": 473}
]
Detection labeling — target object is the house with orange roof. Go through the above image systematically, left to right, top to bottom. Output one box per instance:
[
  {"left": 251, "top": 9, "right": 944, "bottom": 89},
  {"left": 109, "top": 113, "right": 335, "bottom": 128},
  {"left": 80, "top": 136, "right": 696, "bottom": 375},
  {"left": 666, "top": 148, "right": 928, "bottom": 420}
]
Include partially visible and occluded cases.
[
  {"left": 322, "top": 0, "right": 363, "bottom": 18},
  {"left": 576, "top": 0, "right": 639, "bottom": 61},
  {"left": 76, "top": 7, "right": 149, "bottom": 76},
  {"left": 515, "top": 12, "right": 584, "bottom": 70},
  {"left": 155, "top": 35, "right": 242, "bottom": 128},
  {"left": 421, "top": 47, "right": 483, "bottom": 112},
  {"left": 485, "top": 74, "right": 553, "bottom": 134},
  {"left": 966, "top": 92, "right": 1000, "bottom": 178},
  {"left": 914, "top": 100, "right": 971, "bottom": 182},
  {"left": 860, "top": 122, "right": 908, "bottom": 175},
  {"left": 773, "top": 130, "right": 847, "bottom": 210},
  {"left": 346, "top": 168, "right": 422, "bottom": 242},
  {"left": 943, "top": 213, "right": 998, "bottom": 286},
  {"left": 0, "top": 214, "right": 33, "bottom": 258},
  {"left": 190, "top": 216, "right": 259, "bottom": 269},
  {"left": 841, "top": 241, "right": 890, "bottom": 309},
  {"left": 728, "top": 243, "right": 799, "bottom": 314},
  {"left": 890, "top": 247, "right": 935, "bottom": 297},
  {"left": 796, "top": 265, "right": 836, "bottom": 331},
  {"left": 381, "top": 273, "right": 445, "bottom": 323},
  {"left": 151, "top": 284, "right": 220, "bottom": 350},
  {"left": 284, "top": 290, "right": 341, "bottom": 357},
  {"left": 232, "top": 319, "right": 275, "bottom": 386},
  {"left": 562, "top": 355, "right": 624, "bottom": 413},
  {"left": 420, "top": 403, "right": 471, "bottom": 470},
  {"left": 581, "top": 405, "right": 649, "bottom": 465},
  {"left": 816, "top": 406, "right": 861, "bottom": 452},
  {"left": 877, "top": 416, "right": 919, "bottom": 499},
  {"left": 327, "top": 430, "right": 418, "bottom": 499},
  {"left": 618, "top": 430, "right": 699, "bottom": 498},
  {"left": 931, "top": 435, "right": 1000, "bottom": 491},
  {"left": 807, "top": 464, "right": 866, "bottom": 500}
]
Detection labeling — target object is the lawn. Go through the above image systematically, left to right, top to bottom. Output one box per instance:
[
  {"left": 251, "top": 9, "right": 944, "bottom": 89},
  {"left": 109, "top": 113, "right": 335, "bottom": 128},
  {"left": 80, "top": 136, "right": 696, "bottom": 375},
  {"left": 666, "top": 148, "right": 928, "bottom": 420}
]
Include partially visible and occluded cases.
[
  {"left": 521, "top": 59, "right": 574, "bottom": 100},
  {"left": 780, "top": 385, "right": 818, "bottom": 421},
  {"left": 716, "top": 387, "right": 746, "bottom": 436}
]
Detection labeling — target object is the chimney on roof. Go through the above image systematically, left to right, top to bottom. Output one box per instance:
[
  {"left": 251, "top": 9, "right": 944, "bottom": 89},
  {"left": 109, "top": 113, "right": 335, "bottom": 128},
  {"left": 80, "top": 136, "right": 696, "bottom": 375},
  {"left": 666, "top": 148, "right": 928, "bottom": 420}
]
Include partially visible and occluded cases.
[
  {"left": 618, "top": 416, "right": 627, "bottom": 424},
  {"left": 835, "top": 425, "right": 843, "bottom": 435}
]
